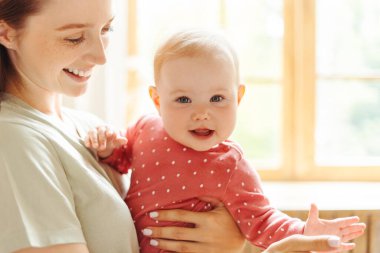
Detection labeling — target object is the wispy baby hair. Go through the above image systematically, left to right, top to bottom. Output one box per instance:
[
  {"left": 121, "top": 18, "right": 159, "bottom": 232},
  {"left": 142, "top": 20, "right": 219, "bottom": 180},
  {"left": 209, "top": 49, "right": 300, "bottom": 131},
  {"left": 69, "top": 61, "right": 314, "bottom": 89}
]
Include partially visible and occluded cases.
[{"left": 153, "top": 29, "right": 240, "bottom": 84}]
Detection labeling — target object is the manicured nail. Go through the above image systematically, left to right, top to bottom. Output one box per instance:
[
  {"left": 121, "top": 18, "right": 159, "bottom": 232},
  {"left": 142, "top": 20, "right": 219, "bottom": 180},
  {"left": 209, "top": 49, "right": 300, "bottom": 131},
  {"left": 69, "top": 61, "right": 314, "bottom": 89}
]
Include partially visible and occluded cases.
[
  {"left": 149, "top": 212, "right": 158, "bottom": 218},
  {"left": 142, "top": 228, "right": 153, "bottom": 236},
  {"left": 328, "top": 236, "right": 341, "bottom": 248},
  {"left": 150, "top": 239, "right": 159, "bottom": 246}
]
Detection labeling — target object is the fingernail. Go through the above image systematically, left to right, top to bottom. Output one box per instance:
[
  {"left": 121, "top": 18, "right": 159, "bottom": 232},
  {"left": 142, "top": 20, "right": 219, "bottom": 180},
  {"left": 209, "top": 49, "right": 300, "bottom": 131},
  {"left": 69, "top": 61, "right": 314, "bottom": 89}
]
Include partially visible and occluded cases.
[
  {"left": 149, "top": 212, "right": 158, "bottom": 218},
  {"left": 142, "top": 228, "right": 153, "bottom": 236},
  {"left": 328, "top": 236, "right": 341, "bottom": 248},
  {"left": 150, "top": 239, "right": 159, "bottom": 246}
]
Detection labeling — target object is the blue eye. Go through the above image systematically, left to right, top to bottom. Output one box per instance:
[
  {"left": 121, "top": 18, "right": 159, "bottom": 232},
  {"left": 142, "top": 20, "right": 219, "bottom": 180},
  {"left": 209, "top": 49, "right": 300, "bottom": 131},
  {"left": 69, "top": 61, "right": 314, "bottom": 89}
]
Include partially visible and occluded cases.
[
  {"left": 210, "top": 95, "right": 224, "bottom": 102},
  {"left": 176, "top": 96, "right": 191, "bottom": 103}
]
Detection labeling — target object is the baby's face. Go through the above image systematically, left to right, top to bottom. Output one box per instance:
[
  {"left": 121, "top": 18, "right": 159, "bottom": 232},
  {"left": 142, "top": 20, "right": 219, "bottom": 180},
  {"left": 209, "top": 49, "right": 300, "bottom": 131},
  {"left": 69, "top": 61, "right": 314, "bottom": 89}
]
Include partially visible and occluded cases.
[{"left": 154, "top": 55, "right": 244, "bottom": 151}]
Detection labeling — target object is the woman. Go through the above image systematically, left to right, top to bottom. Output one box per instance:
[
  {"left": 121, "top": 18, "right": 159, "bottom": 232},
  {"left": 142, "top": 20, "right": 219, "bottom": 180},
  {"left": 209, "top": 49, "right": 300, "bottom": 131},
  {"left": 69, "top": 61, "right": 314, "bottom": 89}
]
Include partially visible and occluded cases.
[{"left": 0, "top": 0, "right": 356, "bottom": 252}]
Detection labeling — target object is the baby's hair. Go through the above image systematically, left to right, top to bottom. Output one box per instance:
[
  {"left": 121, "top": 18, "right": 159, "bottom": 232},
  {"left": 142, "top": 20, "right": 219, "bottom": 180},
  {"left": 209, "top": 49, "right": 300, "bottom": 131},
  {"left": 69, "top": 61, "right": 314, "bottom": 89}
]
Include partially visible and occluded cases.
[{"left": 153, "top": 29, "right": 240, "bottom": 84}]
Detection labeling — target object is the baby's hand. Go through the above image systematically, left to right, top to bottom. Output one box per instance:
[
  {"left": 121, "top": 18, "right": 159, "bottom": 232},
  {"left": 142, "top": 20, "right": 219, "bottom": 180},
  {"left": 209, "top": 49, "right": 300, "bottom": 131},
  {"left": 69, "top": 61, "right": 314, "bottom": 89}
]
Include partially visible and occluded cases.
[
  {"left": 85, "top": 126, "right": 128, "bottom": 158},
  {"left": 304, "top": 204, "right": 366, "bottom": 242}
]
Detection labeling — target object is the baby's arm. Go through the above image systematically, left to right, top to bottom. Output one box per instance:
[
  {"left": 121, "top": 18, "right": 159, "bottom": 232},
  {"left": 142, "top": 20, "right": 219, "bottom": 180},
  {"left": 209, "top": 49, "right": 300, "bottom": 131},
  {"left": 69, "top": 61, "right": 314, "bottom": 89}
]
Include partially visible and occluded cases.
[{"left": 85, "top": 126, "right": 127, "bottom": 158}]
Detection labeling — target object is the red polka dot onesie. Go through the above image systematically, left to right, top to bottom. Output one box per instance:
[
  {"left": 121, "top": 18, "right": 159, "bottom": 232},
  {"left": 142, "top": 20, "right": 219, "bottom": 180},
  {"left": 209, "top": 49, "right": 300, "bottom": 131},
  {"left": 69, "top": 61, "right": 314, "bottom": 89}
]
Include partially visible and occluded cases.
[{"left": 104, "top": 114, "right": 304, "bottom": 252}]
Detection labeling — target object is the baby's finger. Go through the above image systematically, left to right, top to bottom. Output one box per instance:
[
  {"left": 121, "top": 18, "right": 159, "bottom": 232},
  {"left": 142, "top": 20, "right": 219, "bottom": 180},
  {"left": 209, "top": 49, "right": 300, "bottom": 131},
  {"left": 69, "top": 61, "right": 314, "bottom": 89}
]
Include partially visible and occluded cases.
[
  {"left": 97, "top": 126, "right": 108, "bottom": 150},
  {"left": 88, "top": 128, "right": 99, "bottom": 149},
  {"left": 334, "top": 216, "right": 360, "bottom": 227},
  {"left": 340, "top": 222, "right": 366, "bottom": 235},
  {"left": 341, "top": 229, "right": 365, "bottom": 242}
]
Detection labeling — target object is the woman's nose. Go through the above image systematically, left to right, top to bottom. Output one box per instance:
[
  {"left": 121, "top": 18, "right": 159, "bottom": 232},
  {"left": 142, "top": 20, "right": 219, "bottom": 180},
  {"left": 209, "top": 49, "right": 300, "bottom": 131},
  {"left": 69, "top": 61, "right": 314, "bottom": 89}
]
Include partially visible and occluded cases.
[{"left": 86, "top": 37, "right": 107, "bottom": 65}]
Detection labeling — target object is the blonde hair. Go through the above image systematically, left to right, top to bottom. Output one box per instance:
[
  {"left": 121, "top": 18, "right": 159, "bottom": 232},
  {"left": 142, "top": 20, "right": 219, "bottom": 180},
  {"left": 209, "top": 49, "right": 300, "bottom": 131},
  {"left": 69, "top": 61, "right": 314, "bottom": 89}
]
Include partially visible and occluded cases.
[{"left": 153, "top": 29, "right": 240, "bottom": 84}]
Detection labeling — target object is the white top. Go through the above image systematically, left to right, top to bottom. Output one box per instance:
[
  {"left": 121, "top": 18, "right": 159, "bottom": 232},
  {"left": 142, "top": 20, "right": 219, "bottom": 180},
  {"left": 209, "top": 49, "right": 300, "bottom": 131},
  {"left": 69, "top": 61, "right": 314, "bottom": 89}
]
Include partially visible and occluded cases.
[{"left": 0, "top": 94, "right": 139, "bottom": 253}]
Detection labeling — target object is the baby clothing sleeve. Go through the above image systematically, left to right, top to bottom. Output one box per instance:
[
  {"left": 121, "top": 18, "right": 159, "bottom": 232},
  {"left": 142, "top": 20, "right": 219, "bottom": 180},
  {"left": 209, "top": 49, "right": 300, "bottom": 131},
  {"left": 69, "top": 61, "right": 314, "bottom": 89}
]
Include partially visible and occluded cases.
[
  {"left": 102, "top": 115, "right": 147, "bottom": 174},
  {"left": 0, "top": 123, "right": 85, "bottom": 253},
  {"left": 223, "top": 158, "right": 305, "bottom": 249}
]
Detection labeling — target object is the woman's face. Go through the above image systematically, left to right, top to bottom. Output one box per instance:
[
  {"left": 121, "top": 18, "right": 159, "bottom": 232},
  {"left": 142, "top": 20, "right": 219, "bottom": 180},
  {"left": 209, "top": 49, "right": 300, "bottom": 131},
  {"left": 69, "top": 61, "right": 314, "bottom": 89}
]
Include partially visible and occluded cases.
[{"left": 7, "top": 0, "right": 114, "bottom": 98}]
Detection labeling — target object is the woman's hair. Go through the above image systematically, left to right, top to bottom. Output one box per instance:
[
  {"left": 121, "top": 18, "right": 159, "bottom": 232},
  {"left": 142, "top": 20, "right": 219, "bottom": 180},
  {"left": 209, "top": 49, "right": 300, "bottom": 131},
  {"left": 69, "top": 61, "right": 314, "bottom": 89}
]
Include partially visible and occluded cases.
[
  {"left": 0, "top": 0, "right": 44, "bottom": 99},
  {"left": 153, "top": 29, "right": 240, "bottom": 85}
]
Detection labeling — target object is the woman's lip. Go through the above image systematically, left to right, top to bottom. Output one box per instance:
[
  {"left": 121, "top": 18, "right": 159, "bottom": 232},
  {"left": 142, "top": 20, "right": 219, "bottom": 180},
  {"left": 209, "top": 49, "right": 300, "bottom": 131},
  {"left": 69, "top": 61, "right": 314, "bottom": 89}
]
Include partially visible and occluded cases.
[{"left": 63, "top": 69, "right": 91, "bottom": 82}]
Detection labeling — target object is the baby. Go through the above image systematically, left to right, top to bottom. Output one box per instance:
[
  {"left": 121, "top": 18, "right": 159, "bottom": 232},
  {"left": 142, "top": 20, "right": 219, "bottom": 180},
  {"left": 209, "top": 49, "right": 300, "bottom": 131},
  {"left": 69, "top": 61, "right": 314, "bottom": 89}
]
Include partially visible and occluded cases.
[{"left": 86, "top": 30, "right": 364, "bottom": 252}]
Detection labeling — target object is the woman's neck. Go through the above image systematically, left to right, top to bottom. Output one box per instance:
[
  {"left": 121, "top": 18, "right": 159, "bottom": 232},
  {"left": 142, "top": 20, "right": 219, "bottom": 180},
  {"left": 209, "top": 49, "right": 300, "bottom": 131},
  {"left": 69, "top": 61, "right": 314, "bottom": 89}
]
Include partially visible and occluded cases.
[{"left": 6, "top": 85, "right": 63, "bottom": 118}]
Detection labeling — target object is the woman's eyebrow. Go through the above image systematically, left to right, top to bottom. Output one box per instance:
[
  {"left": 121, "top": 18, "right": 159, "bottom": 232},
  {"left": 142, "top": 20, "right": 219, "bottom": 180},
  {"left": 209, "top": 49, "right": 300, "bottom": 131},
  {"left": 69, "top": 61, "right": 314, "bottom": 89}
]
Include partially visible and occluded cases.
[
  {"left": 55, "top": 17, "right": 115, "bottom": 31},
  {"left": 55, "top": 23, "right": 91, "bottom": 31}
]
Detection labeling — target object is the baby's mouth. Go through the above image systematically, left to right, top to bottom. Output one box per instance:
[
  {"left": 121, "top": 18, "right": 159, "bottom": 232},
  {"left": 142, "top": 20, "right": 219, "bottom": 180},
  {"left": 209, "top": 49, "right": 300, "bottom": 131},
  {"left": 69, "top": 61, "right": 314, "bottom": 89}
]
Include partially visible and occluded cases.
[{"left": 190, "top": 129, "right": 215, "bottom": 137}]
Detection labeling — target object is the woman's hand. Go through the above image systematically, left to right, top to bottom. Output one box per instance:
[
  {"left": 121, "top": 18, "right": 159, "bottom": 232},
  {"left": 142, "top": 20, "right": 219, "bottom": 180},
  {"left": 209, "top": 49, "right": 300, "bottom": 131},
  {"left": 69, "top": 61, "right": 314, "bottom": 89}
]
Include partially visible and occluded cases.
[
  {"left": 143, "top": 204, "right": 246, "bottom": 253},
  {"left": 263, "top": 234, "right": 355, "bottom": 253}
]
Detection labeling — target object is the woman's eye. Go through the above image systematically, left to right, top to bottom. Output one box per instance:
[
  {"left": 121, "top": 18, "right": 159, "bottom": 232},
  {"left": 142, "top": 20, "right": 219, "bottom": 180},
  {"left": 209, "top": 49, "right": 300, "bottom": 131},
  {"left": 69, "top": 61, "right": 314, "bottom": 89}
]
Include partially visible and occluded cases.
[
  {"left": 102, "top": 26, "right": 114, "bottom": 35},
  {"left": 65, "top": 36, "right": 85, "bottom": 45},
  {"left": 210, "top": 95, "right": 224, "bottom": 102},
  {"left": 176, "top": 96, "right": 191, "bottom": 103}
]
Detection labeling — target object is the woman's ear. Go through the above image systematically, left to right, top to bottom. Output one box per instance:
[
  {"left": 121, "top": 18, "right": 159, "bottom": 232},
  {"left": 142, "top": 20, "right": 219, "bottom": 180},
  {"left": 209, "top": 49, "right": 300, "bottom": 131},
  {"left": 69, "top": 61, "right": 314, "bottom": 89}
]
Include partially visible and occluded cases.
[
  {"left": 0, "top": 21, "right": 17, "bottom": 49},
  {"left": 237, "top": 84, "right": 245, "bottom": 105},
  {"left": 149, "top": 86, "right": 161, "bottom": 111}
]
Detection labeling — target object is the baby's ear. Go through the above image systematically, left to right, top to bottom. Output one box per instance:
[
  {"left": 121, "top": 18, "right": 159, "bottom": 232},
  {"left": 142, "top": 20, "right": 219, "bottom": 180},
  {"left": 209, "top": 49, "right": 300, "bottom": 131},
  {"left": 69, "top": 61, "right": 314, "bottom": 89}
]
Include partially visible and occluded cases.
[
  {"left": 0, "top": 21, "right": 17, "bottom": 50},
  {"left": 237, "top": 84, "right": 245, "bottom": 104},
  {"left": 149, "top": 86, "right": 160, "bottom": 111}
]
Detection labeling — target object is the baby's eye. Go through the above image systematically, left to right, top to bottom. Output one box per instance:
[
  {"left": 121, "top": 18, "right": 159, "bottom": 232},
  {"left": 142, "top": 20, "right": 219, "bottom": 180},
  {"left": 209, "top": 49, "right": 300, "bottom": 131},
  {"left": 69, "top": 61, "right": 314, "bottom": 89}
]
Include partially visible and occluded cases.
[
  {"left": 210, "top": 95, "right": 224, "bottom": 102},
  {"left": 176, "top": 96, "right": 191, "bottom": 103}
]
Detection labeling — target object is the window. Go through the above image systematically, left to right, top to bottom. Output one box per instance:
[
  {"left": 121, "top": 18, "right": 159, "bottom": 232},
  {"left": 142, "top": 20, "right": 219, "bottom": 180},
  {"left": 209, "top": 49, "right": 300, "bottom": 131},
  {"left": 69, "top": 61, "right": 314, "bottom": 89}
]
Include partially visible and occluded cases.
[{"left": 124, "top": 0, "right": 380, "bottom": 181}]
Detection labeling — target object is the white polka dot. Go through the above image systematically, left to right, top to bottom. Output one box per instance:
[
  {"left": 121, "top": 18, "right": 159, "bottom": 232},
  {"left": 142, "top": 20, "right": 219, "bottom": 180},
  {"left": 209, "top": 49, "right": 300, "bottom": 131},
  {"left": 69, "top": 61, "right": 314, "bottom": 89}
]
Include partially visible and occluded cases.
[
  {"left": 164, "top": 136, "right": 168, "bottom": 141},
  {"left": 139, "top": 140, "right": 143, "bottom": 144},
  {"left": 183, "top": 147, "right": 187, "bottom": 151},
  {"left": 166, "top": 148, "right": 171, "bottom": 152},
  {"left": 152, "top": 149, "right": 156, "bottom": 153},
  {"left": 140, "top": 152, "right": 144, "bottom": 156},
  {"left": 203, "top": 159, "right": 208, "bottom": 163},
  {"left": 187, "top": 160, "right": 192, "bottom": 164},
  {"left": 155, "top": 161, "right": 160, "bottom": 166},
  {"left": 171, "top": 161, "right": 176, "bottom": 165},
  {"left": 141, "top": 164, "right": 145, "bottom": 168},
  {"left": 235, "top": 166, "right": 238, "bottom": 170},
  {"left": 227, "top": 169, "right": 231, "bottom": 173},
  {"left": 210, "top": 170, "right": 214, "bottom": 174},
  {"left": 193, "top": 171, "right": 197, "bottom": 175},
  {"left": 177, "top": 173, "right": 180, "bottom": 177},
  {"left": 161, "top": 176, "right": 165, "bottom": 180},
  {"left": 147, "top": 177, "right": 151, "bottom": 182},
  {"left": 136, "top": 180, "right": 139, "bottom": 184},
  {"left": 241, "top": 182, "right": 245, "bottom": 187},
  {"left": 217, "top": 183, "right": 222, "bottom": 188},
  {"left": 200, "top": 184, "right": 204, "bottom": 188},
  {"left": 182, "top": 186, "right": 186, "bottom": 190},
  {"left": 166, "top": 189, "right": 170, "bottom": 193},
  {"left": 152, "top": 191, "right": 156, "bottom": 195},
  {"left": 137, "top": 192, "right": 141, "bottom": 196},
  {"left": 236, "top": 193, "right": 240, "bottom": 197},
  {"left": 227, "top": 202, "right": 231, "bottom": 206},
  {"left": 244, "top": 202, "right": 247, "bottom": 206},
  {"left": 155, "top": 203, "right": 159, "bottom": 207},
  {"left": 191, "top": 203, "right": 195, "bottom": 208},
  {"left": 141, "top": 205, "right": 144, "bottom": 209},
  {"left": 238, "top": 209, "right": 241, "bottom": 213},
  {"left": 251, "top": 214, "right": 255, "bottom": 218},
  {"left": 237, "top": 220, "right": 240, "bottom": 224},
  {"left": 248, "top": 222, "right": 251, "bottom": 226},
  {"left": 281, "top": 228, "right": 284, "bottom": 232},
  {"left": 258, "top": 230, "right": 261, "bottom": 234},
  {"left": 269, "top": 236, "right": 272, "bottom": 239},
  {"left": 258, "top": 242, "right": 263, "bottom": 245}
]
